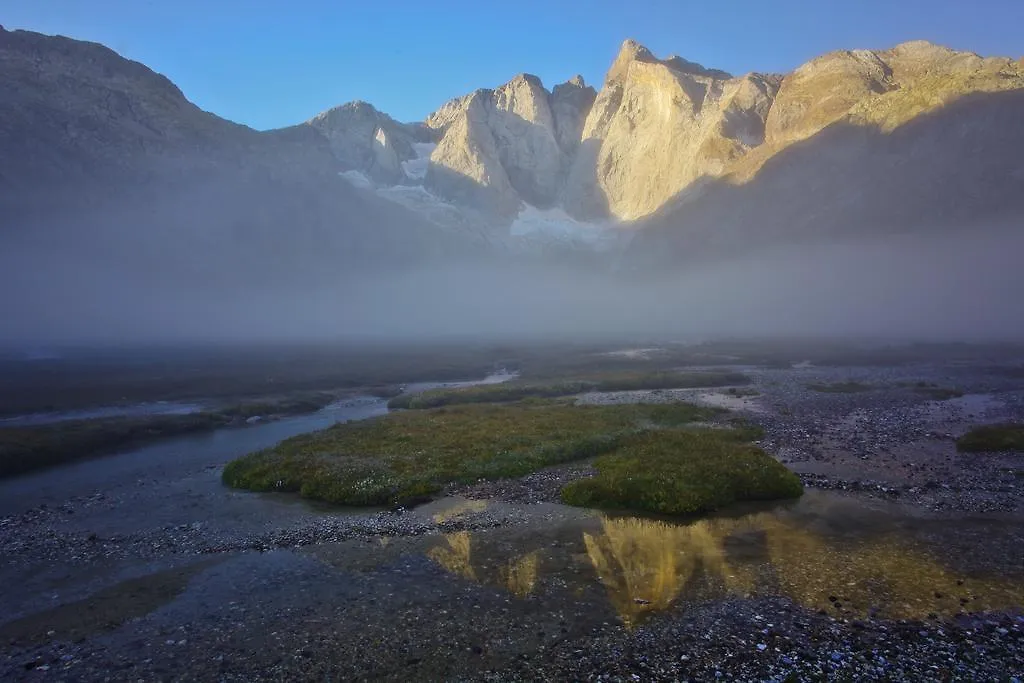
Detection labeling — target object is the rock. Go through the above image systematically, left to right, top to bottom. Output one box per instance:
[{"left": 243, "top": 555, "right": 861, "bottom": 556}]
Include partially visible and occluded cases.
[
  {"left": 5, "top": 25, "right": 1024, "bottom": 275},
  {"left": 0, "top": 27, "right": 470, "bottom": 284},
  {"left": 561, "top": 39, "right": 779, "bottom": 220},
  {"left": 627, "top": 40, "right": 1024, "bottom": 268},
  {"left": 764, "top": 49, "right": 894, "bottom": 146},
  {"left": 425, "top": 73, "right": 568, "bottom": 213},
  {"left": 486, "top": 74, "right": 565, "bottom": 206},
  {"left": 550, "top": 75, "right": 596, "bottom": 155},
  {"left": 424, "top": 91, "right": 520, "bottom": 216},
  {"left": 425, "top": 92, "right": 475, "bottom": 131},
  {"left": 304, "top": 100, "right": 420, "bottom": 184}
]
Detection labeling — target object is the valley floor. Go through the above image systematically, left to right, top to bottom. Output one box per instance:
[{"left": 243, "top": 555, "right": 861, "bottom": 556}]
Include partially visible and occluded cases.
[{"left": 1, "top": 358, "right": 1023, "bottom": 680}]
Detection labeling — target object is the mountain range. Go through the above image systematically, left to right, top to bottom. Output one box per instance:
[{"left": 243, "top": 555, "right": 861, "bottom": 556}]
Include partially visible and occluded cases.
[{"left": 1, "top": 26, "right": 1023, "bottom": 340}]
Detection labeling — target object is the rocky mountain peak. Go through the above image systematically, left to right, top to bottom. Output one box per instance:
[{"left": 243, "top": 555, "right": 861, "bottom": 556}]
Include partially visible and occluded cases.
[
  {"left": 0, "top": 24, "right": 241, "bottom": 189},
  {"left": 4, "top": 27, "right": 1024, "bottom": 282},
  {"left": 605, "top": 38, "right": 656, "bottom": 83},
  {"left": 605, "top": 39, "right": 731, "bottom": 85},
  {"left": 886, "top": 39, "right": 961, "bottom": 58},
  {"left": 562, "top": 40, "right": 768, "bottom": 220},
  {"left": 763, "top": 48, "right": 894, "bottom": 145},
  {"left": 664, "top": 55, "right": 733, "bottom": 80},
  {"left": 424, "top": 72, "right": 567, "bottom": 212},
  {"left": 505, "top": 72, "right": 545, "bottom": 89},
  {"left": 492, "top": 73, "right": 554, "bottom": 127},
  {"left": 551, "top": 76, "right": 598, "bottom": 155},
  {"left": 305, "top": 99, "right": 422, "bottom": 183}
]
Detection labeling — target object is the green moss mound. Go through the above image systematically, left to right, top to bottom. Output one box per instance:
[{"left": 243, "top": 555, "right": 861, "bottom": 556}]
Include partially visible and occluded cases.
[
  {"left": 956, "top": 423, "right": 1024, "bottom": 453},
  {"left": 560, "top": 430, "right": 803, "bottom": 516}
]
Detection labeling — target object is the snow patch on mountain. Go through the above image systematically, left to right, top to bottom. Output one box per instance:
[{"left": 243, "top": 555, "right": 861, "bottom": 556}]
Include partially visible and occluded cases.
[
  {"left": 401, "top": 142, "right": 436, "bottom": 182},
  {"left": 339, "top": 158, "right": 624, "bottom": 250},
  {"left": 338, "top": 170, "right": 373, "bottom": 189},
  {"left": 511, "top": 205, "right": 620, "bottom": 249}
]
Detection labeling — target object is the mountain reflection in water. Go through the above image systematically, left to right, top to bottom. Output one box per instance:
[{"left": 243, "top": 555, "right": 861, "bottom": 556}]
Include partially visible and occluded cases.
[
  {"left": 424, "top": 493, "right": 1024, "bottom": 627},
  {"left": 428, "top": 531, "right": 541, "bottom": 598}
]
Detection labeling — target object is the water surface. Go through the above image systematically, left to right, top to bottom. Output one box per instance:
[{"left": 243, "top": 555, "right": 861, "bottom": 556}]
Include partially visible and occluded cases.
[{"left": 414, "top": 492, "right": 1024, "bottom": 627}]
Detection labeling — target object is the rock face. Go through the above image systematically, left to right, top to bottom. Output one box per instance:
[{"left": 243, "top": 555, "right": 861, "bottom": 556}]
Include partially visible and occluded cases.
[
  {"left": 3, "top": 25, "right": 1023, "bottom": 281},
  {"left": 0, "top": 26, "right": 473, "bottom": 285},
  {"left": 0, "top": 26, "right": 243, "bottom": 190},
  {"left": 295, "top": 36, "right": 1023, "bottom": 259},
  {"left": 561, "top": 40, "right": 780, "bottom": 220},
  {"left": 626, "top": 41, "right": 1024, "bottom": 268},
  {"left": 764, "top": 49, "right": 893, "bottom": 146},
  {"left": 424, "top": 73, "right": 580, "bottom": 213},
  {"left": 550, "top": 75, "right": 597, "bottom": 155},
  {"left": 424, "top": 91, "right": 519, "bottom": 215},
  {"left": 305, "top": 101, "right": 432, "bottom": 184}
]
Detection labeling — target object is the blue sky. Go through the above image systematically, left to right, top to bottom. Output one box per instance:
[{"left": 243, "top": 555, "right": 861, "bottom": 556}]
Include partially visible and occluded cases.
[{"left": 5, "top": 0, "right": 1023, "bottom": 130}]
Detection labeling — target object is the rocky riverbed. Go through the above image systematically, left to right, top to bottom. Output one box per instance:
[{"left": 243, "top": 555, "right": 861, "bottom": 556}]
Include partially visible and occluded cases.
[{"left": 2, "top": 361, "right": 1023, "bottom": 681}]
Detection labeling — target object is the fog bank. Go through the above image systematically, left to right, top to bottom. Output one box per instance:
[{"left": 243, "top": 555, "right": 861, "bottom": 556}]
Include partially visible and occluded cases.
[{"left": 3, "top": 225, "right": 1023, "bottom": 346}]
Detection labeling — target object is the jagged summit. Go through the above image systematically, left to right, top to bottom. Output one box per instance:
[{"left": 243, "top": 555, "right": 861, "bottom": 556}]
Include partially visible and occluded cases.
[
  {"left": 2, "top": 28, "right": 1023, "bottom": 271},
  {"left": 326, "top": 34, "right": 1023, "bottom": 234},
  {"left": 605, "top": 38, "right": 730, "bottom": 84},
  {"left": 605, "top": 38, "right": 656, "bottom": 83},
  {"left": 887, "top": 39, "right": 964, "bottom": 56},
  {"left": 664, "top": 54, "right": 732, "bottom": 79},
  {"left": 507, "top": 72, "right": 545, "bottom": 88}
]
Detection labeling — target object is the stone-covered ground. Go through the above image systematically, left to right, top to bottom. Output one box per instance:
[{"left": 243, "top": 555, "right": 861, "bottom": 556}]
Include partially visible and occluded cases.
[{"left": 2, "top": 360, "right": 1023, "bottom": 681}]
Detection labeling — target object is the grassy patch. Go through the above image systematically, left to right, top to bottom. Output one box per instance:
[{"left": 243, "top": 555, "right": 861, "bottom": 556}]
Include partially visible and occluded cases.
[
  {"left": 388, "top": 371, "right": 750, "bottom": 410},
  {"left": 806, "top": 382, "right": 873, "bottom": 394},
  {"left": 898, "top": 382, "right": 964, "bottom": 401},
  {"left": 724, "top": 387, "right": 761, "bottom": 397},
  {"left": 0, "top": 393, "right": 343, "bottom": 478},
  {"left": 215, "top": 393, "right": 338, "bottom": 420},
  {"left": 222, "top": 400, "right": 799, "bottom": 516},
  {"left": 222, "top": 402, "right": 725, "bottom": 507},
  {"left": 0, "top": 413, "right": 232, "bottom": 478},
  {"left": 956, "top": 423, "right": 1024, "bottom": 453},
  {"left": 561, "top": 429, "right": 802, "bottom": 516}
]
